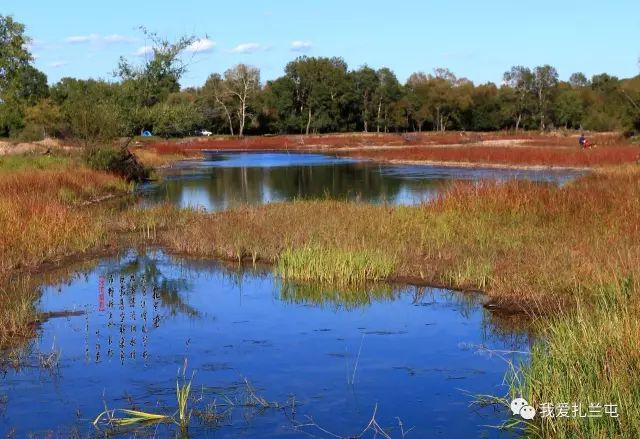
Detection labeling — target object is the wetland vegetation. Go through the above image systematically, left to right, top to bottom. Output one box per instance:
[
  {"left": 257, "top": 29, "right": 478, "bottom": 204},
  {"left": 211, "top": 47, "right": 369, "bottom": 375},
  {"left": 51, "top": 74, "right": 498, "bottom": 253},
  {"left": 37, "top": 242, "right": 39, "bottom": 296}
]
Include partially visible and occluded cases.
[
  {"left": 1, "top": 11, "right": 640, "bottom": 438},
  {"left": 1, "top": 148, "right": 638, "bottom": 437}
]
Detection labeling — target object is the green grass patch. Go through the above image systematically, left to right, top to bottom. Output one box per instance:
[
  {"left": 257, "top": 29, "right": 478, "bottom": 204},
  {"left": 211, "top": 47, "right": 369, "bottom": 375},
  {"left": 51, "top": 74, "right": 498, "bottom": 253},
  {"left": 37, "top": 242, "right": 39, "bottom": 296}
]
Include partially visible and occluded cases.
[
  {"left": 0, "top": 154, "right": 73, "bottom": 173},
  {"left": 276, "top": 247, "right": 394, "bottom": 286},
  {"left": 510, "top": 277, "right": 640, "bottom": 438}
]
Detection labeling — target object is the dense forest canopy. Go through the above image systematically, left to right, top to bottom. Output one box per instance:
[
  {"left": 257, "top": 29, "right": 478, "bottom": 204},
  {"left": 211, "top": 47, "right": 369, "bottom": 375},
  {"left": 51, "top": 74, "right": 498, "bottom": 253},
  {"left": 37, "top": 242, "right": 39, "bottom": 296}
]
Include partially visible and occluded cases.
[{"left": 1, "top": 15, "right": 639, "bottom": 141}]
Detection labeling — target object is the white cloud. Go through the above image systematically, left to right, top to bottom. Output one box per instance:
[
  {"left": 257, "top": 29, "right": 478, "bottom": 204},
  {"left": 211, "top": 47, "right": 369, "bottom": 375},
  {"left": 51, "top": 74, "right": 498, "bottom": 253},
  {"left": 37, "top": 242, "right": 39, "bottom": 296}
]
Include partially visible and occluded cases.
[
  {"left": 65, "top": 33, "right": 139, "bottom": 45},
  {"left": 65, "top": 34, "right": 99, "bottom": 44},
  {"left": 103, "top": 34, "right": 140, "bottom": 44},
  {"left": 185, "top": 38, "right": 216, "bottom": 53},
  {"left": 290, "top": 40, "right": 312, "bottom": 52},
  {"left": 230, "top": 43, "right": 261, "bottom": 54},
  {"left": 135, "top": 45, "right": 154, "bottom": 57},
  {"left": 48, "top": 61, "right": 69, "bottom": 69}
]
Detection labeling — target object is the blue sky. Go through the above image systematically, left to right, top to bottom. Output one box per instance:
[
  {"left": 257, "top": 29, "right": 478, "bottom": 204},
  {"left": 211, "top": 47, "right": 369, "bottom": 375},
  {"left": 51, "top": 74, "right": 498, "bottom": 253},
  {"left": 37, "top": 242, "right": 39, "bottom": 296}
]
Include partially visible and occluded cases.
[{"left": 4, "top": 0, "right": 639, "bottom": 87}]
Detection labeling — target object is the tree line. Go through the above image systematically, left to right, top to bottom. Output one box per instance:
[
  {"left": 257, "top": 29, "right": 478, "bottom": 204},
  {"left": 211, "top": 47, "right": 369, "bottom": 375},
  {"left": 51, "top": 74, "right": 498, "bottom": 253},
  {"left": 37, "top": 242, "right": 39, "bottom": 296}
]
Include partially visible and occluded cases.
[{"left": 2, "top": 15, "right": 639, "bottom": 143}]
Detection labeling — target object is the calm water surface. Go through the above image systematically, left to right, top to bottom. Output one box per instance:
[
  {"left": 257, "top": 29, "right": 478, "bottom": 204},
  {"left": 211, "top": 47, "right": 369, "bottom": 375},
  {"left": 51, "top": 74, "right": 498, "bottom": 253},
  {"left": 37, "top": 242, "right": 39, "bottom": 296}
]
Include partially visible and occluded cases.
[
  {"left": 140, "top": 152, "right": 583, "bottom": 210},
  {"left": 0, "top": 153, "right": 563, "bottom": 437},
  {"left": 0, "top": 251, "right": 529, "bottom": 437}
]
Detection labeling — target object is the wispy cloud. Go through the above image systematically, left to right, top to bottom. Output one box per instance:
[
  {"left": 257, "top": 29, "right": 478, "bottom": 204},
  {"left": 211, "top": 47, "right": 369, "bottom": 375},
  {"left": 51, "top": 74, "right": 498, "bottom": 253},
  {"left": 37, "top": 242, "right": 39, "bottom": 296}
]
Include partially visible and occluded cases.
[
  {"left": 65, "top": 33, "right": 139, "bottom": 45},
  {"left": 65, "top": 34, "right": 98, "bottom": 44},
  {"left": 103, "top": 34, "right": 140, "bottom": 44},
  {"left": 185, "top": 38, "right": 216, "bottom": 53},
  {"left": 290, "top": 40, "right": 312, "bottom": 52},
  {"left": 230, "top": 43, "right": 262, "bottom": 54},
  {"left": 134, "top": 45, "right": 154, "bottom": 57},
  {"left": 48, "top": 61, "right": 69, "bottom": 69}
]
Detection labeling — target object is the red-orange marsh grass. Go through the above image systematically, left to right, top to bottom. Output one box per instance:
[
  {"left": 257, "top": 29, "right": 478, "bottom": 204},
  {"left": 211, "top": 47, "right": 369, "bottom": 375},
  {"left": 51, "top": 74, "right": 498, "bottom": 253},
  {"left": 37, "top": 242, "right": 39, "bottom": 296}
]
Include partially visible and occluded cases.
[
  {"left": 147, "top": 132, "right": 628, "bottom": 154},
  {"left": 345, "top": 145, "right": 640, "bottom": 167},
  {"left": 0, "top": 167, "right": 130, "bottom": 282},
  {"left": 153, "top": 167, "right": 640, "bottom": 312}
]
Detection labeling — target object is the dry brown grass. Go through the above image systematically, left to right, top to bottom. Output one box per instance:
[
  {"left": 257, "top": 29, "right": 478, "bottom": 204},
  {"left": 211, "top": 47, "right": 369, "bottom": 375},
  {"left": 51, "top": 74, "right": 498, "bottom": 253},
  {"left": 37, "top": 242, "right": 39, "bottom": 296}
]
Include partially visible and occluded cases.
[
  {"left": 131, "top": 147, "right": 197, "bottom": 168},
  {"left": 0, "top": 157, "right": 131, "bottom": 345},
  {"left": 0, "top": 167, "right": 129, "bottom": 281}
]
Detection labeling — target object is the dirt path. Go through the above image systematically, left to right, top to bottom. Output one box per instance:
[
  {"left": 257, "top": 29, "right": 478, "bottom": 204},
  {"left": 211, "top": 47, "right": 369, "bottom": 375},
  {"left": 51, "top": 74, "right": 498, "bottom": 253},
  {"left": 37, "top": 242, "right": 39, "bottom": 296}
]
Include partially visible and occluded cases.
[{"left": 0, "top": 138, "right": 78, "bottom": 156}]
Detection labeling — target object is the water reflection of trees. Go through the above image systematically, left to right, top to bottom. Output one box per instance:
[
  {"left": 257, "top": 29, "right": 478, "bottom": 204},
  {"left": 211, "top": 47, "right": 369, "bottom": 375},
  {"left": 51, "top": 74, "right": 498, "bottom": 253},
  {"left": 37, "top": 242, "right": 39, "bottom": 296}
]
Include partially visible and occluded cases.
[
  {"left": 149, "top": 163, "right": 447, "bottom": 209},
  {"left": 102, "top": 251, "right": 199, "bottom": 318}
]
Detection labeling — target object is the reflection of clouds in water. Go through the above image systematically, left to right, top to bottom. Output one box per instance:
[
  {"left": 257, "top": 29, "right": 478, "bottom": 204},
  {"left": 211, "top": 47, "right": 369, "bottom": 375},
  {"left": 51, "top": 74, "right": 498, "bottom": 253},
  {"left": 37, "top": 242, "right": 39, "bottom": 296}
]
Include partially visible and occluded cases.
[
  {"left": 393, "top": 185, "right": 442, "bottom": 204},
  {"left": 178, "top": 187, "right": 210, "bottom": 210}
]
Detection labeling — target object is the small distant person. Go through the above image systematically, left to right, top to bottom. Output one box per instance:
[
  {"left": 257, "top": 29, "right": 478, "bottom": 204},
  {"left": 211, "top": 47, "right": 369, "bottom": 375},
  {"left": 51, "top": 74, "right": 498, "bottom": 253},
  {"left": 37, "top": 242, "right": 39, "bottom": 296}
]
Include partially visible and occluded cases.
[{"left": 579, "top": 134, "right": 589, "bottom": 149}]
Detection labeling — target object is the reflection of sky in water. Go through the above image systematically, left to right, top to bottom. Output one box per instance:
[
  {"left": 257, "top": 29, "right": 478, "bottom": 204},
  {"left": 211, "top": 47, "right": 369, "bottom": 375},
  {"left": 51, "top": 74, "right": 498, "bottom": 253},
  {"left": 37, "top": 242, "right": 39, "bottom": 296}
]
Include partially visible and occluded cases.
[
  {"left": 200, "top": 151, "right": 357, "bottom": 168},
  {"left": 140, "top": 152, "right": 584, "bottom": 211},
  {"left": 1, "top": 250, "right": 530, "bottom": 438}
]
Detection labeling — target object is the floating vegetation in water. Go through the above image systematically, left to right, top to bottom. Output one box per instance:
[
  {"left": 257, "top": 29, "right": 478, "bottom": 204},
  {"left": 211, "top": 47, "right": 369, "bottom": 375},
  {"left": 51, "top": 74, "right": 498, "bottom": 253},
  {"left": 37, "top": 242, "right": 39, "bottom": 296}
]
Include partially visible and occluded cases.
[
  {"left": 37, "top": 338, "right": 61, "bottom": 371},
  {"left": 93, "top": 359, "right": 293, "bottom": 435},
  {"left": 94, "top": 360, "right": 193, "bottom": 431},
  {"left": 192, "top": 376, "right": 295, "bottom": 428},
  {"left": 93, "top": 408, "right": 172, "bottom": 428}
]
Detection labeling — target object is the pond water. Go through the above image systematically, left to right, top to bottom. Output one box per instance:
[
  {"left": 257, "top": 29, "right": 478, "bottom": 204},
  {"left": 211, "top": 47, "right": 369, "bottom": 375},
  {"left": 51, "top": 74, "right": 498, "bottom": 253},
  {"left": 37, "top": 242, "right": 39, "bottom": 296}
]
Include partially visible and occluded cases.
[
  {"left": 140, "top": 152, "right": 583, "bottom": 210},
  {"left": 2, "top": 153, "right": 566, "bottom": 437},
  {"left": 0, "top": 250, "right": 529, "bottom": 437}
]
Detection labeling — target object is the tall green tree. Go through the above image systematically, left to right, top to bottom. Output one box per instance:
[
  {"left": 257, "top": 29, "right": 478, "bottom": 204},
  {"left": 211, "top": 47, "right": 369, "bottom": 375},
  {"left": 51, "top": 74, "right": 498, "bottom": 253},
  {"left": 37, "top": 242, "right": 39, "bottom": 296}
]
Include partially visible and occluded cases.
[
  {"left": 0, "top": 15, "right": 48, "bottom": 136},
  {"left": 0, "top": 15, "right": 31, "bottom": 96},
  {"left": 116, "top": 28, "right": 196, "bottom": 134},
  {"left": 284, "top": 56, "right": 349, "bottom": 134},
  {"left": 532, "top": 65, "right": 559, "bottom": 130},
  {"left": 350, "top": 66, "right": 379, "bottom": 132},
  {"left": 502, "top": 66, "right": 535, "bottom": 131},
  {"left": 373, "top": 67, "right": 403, "bottom": 133},
  {"left": 405, "top": 69, "right": 472, "bottom": 132},
  {"left": 569, "top": 72, "right": 589, "bottom": 88},
  {"left": 200, "top": 73, "right": 236, "bottom": 135},
  {"left": 261, "top": 76, "right": 300, "bottom": 133},
  {"left": 51, "top": 78, "right": 124, "bottom": 144},
  {"left": 467, "top": 83, "right": 503, "bottom": 131},
  {"left": 553, "top": 83, "right": 584, "bottom": 129}
]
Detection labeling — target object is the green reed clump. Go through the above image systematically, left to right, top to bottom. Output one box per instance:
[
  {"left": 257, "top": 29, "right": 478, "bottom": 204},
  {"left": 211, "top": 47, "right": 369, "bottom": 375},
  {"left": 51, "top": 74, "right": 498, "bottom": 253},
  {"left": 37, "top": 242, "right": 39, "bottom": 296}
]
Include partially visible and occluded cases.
[
  {"left": 276, "top": 247, "right": 394, "bottom": 286},
  {"left": 442, "top": 256, "right": 493, "bottom": 291},
  {"left": 510, "top": 276, "right": 640, "bottom": 438},
  {"left": 94, "top": 361, "right": 194, "bottom": 432},
  {"left": 176, "top": 361, "right": 193, "bottom": 430}
]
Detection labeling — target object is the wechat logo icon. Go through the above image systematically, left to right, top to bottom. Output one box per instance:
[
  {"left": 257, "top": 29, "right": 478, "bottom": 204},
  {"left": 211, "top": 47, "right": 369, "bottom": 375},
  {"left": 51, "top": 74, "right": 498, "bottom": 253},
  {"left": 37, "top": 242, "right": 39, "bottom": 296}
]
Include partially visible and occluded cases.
[{"left": 510, "top": 398, "right": 536, "bottom": 420}]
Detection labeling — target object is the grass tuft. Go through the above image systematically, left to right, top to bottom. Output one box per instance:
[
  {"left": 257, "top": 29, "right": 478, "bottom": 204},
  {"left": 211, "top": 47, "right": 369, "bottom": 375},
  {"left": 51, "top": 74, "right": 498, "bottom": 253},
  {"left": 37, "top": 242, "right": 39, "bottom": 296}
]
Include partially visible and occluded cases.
[
  {"left": 276, "top": 246, "right": 394, "bottom": 286},
  {"left": 509, "top": 277, "right": 640, "bottom": 438}
]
